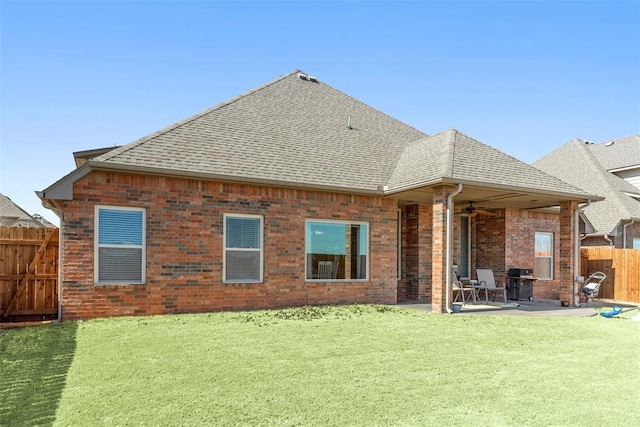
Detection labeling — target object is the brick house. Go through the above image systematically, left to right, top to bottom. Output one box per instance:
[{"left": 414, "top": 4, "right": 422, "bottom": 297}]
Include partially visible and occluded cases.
[
  {"left": 38, "top": 70, "right": 597, "bottom": 320},
  {"left": 534, "top": 136, "right": 640, "bottom": 248}
]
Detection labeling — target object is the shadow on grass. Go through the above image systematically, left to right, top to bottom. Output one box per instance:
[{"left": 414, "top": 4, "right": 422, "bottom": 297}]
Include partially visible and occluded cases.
[{"left": 0, "top": 321, "right": 77, "bottom": 426}]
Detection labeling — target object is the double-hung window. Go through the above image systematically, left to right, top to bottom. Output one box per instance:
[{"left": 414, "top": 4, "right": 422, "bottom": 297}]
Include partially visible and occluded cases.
[
  {"left": 95, "top": 206, "right": 145, "bottom": 284},
  {"left": 224, "top": 214, "right": 263, "bottom": 283},
  {"left": 306, "top": 220, "right": 369, "bottom": 281},
  {"left": 534, "top": 232, "right": 553, "bottom": 280}
]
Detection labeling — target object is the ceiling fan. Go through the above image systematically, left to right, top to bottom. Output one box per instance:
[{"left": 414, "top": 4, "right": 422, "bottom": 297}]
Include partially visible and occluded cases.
[{"left": 459, "top": 201, "right": 496, "bottom": 217}]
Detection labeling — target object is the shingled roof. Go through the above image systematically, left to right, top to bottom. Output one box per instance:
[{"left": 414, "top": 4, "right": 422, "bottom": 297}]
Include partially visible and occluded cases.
[
  {"left": 41, "top": 70, "right": 596, "bottom": 205},
  {"left": 93, "top": 70, "right": 426, "bottom": 193},
  {"left": 386, "top": 129, "right": 587, "bottom": 195},
  {"left": 588, "top": 135, "right": 640, "bottom": 171},
  {"left": 533, "top": 137, "right": 640, "bottom": 235},
  {"left": 0, "top": 193, "right": 53, "bottom": 227}
]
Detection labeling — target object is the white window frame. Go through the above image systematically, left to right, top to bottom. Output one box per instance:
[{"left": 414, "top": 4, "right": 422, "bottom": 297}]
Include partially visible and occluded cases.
[
  {"left": 94, "top": 205, "right": 146, "bottom": 285},
  {"left": 223, "top": 213, "right": 264, "bottom": 283},
  {"left": 459, "top": 215, "right": 471, "bottom": 280},
  {"left": 305, "top": 219, "right": 370, "bottom": 282},
  {"left": 535, "top": 232, "right": 554, "bottom": 280}
]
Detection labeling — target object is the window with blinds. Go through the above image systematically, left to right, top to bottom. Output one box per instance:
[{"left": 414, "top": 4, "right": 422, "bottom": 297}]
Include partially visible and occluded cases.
[
  {"left": 95, "top": 206, "right": 145, "bottom": 284},
  {"left": 224, "top": 214, "right": 263, "bottom": 282}
]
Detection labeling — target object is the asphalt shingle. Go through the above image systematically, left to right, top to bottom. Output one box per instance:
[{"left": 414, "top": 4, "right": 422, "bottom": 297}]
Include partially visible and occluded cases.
[
  {"left": 79, "top": 70, "right": 595, "bottom": 202},
  {"left": 96, "top": 70, "right": 426, "bottom": 192},
  {"left": 387, "top": 129, "right": 590, "bottom": 196},
  {"left": 533, "top": 137, "right": 640, "bottom": 234}
]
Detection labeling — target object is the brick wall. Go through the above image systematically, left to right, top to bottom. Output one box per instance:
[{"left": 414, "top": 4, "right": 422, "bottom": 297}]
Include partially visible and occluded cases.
[
  {"left": 58, "top": 171, "right": 399, "bottom": 320},
  {"left": 399, "top": 204, "right": 433, "bottom": 301},
  {"left": 504, "top": 209, "right": 562, "bottom": 300},
  {"left": 474, "top": 212, "right": 507, "bottom": 279},
  {"left": 580, "top": 236, "right": 613, "bottom": 247}
]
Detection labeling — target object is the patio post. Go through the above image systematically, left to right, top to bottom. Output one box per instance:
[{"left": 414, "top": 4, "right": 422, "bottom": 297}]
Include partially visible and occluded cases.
[
  {"left": 431, "top": 185, "right": 456, "bottom": 313},
  {"left": 559, "top": 201, "right": 577, "bottom": 305}
]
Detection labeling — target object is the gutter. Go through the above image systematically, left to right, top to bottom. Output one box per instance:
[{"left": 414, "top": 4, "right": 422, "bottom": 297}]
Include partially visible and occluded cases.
[
  {"left": 445, "top": 183, "right": 463, "bottom": 313},
  {"left": 574, "top": 199, "right": 591, "bottom": 307},
  {"left": 604, "top": 234, "right": 614, "bottom": 247}
]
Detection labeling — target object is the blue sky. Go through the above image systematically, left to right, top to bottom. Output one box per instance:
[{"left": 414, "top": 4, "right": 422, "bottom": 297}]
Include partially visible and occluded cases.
[{"left": 1, "top": 0, "right": 639, "bottom": 224}]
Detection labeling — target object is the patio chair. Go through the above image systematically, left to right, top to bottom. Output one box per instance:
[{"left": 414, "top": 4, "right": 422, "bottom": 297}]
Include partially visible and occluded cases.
[
  {"left": 317, "top": 261, "right": 333, "bottom": 279},
  {"left": 452, "top": 268, "right": 476, "bottom": 304},
  {"left": 476, "top": 269, "right": 507, "bottom": 303},
  {"left": 581, "top": 271, "right": 606, "bottom": 304}
]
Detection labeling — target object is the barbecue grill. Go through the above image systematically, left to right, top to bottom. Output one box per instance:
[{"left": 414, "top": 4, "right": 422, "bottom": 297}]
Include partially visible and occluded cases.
[{"left": 507, "top": 268, "right": 535, "bottom": 301}]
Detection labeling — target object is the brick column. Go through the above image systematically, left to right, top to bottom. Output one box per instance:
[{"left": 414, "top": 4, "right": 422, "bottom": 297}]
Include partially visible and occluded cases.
[
  {"left": 431, "top": 185, "right": 454, "bottom": 313},
  {"left": 559, "top": 201, "right": 577, "bottom": 305}
]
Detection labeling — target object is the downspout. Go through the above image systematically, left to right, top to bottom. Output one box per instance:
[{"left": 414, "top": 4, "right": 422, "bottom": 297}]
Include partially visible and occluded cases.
[
  {"left": 446, "top": 183, "right": 463, "bottom": 313},
  {"left": 574, "top": 200, "right": 591, "bottom": 307},
  {"left": 623, "top": 219, "right": 635, "bottom": 249},
  {"left": 604, "top": 234, "right": 613, "bottom": 247}
]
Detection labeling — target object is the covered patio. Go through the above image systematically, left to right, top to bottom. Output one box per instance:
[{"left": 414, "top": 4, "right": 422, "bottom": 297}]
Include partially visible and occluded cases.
[{"left": 385, "top": 131, "right": 600, "bottom": 314}]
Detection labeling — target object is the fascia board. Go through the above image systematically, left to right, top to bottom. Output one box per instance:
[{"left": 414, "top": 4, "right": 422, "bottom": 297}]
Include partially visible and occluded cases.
[
  {"left": 39, "top": 165, "right": 93, "bottom": 201},
  {"left": 384, "top": 177, "right": 603, "bottom": 202}
]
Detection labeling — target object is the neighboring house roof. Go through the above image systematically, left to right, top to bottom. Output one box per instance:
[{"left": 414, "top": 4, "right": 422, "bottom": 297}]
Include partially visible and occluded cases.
[
  {"left": 40, "top": 70, "right": 596, "bottom": 207},
  {"left": 589, "top": 135, "right": 640, "bottom": 172},
  {"left": 533, "top": 137, "right": 640, "bottom": 235},
  {"left": 0, "top": 193, "right": 54, "bottom": 227}
]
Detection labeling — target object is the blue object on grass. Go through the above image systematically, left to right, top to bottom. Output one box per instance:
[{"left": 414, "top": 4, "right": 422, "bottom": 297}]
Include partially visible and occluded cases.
[{"left": 600, "top": 305, "right": 623, "bottom": 318}]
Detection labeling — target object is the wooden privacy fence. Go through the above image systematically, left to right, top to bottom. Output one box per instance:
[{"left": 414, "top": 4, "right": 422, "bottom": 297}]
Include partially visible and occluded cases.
[
  {"left": 0, "top": 226, "right": 59, "bottom": 320},
  {"left": 581, "top": 247, "right": 640, "bottom": 303}
]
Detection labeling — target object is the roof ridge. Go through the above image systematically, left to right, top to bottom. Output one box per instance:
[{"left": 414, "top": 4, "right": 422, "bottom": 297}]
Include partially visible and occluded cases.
[
  {"left": 95, "top": 69, "right": 303, "bottom": 162},
  {"left": 385, "top": 129, "right": 451, "bottom": 186},
  {"left": 442, "top": 129, "right": 457, "bottom": 177},
  {"left": 596, "top": 134, "right": 640, "bottom": 144},
  {"left": 575, "top": 138, "right": 618, "bottom": 184}
]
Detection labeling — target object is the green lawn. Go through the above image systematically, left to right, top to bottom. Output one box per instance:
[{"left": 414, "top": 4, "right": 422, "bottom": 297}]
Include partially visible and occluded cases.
[{"left": 1, "top": 305, "right": 639, "bottom": 426}]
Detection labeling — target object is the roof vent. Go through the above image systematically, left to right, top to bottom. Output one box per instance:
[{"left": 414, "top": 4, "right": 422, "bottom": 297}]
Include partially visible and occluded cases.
[
  {"left": 298, "top": 72, "right": 318, "bottom": 82},
  {"left": 347, "top": 116, "right": 353, "bottom": 130},
  {"left": 605, "top": 141, "right": 615, "bottom": 147}
]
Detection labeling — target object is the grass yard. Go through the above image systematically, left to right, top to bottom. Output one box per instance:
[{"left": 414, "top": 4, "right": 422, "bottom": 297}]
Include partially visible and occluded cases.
[{"left": 1, "top": 305, "right": 639, "bottom": 426}]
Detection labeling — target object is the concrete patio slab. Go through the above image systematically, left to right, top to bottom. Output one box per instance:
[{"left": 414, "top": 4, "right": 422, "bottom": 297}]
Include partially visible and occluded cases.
[{"left": 396, "top": 299, "right": 600, "bottom": 317}]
